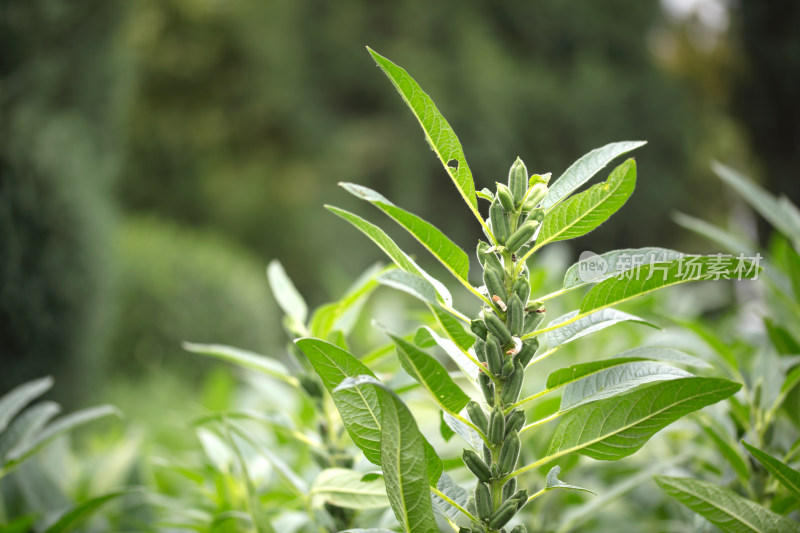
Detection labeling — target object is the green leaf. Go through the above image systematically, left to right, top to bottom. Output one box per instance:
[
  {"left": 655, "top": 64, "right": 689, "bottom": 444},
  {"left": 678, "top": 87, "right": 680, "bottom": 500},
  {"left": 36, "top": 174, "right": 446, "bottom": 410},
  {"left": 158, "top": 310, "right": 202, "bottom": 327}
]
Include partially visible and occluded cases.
[
  {"left": 367, "top": 48, "right": 478, "bottom": 215},
  {"left": 542, "top": 141, "right": 646, "bottom": 210},
  {"left": 536, "top": 158, "right": 636, "bottom": 246},
  {"left": 712, "top": 161, "right": 800, "bottom": 244},
  {"left": 341, "top": 183, "right": 470, "bottom": 282},
  {"left": 326, "top": 206, "right": 452, "bottom": 306},
  {"left": 673, "top": 212, "right": 754, "bottom": 253},
  {"left": 563, "top": 247, "right": 681, "bottom": 289},
  {"left": 580, "top": 256, "right": 762, "bottom": 315},
  {"left": 267, "top": 260, "right": 308, "bottom": 324},
  {"left": 309, "top": 263, "right": 384, "bottom": 339},
  {"left": 377, "top": 270, "right": 438, "bottom": 304},
  {"left": 431, "top": 305, "right": 474, "bottom": 351},
  {"left": 543, "top": 308, "right": 658, "bottom": 352},
  {"left": 765, "top": 319, "right": 800, "bottom": 355},
  {"left": 417, "top": 326, "right": 480, "bottom": 381},
  {"left": 390, "top": 335, "right": 470, "bottom": 414},
  {"left": 295, "top": 338, "right": 382, "bottom": 465},
  {"left": 184, "top": 343, "right": 300, "bottom": 388},
  {"left": 546, "top": 347, "right": 710, "bottom": 391},
  {"left": 559, "top": 361, "right": 693, "bottom": 410},
  {"left": 337, "top": 375, "right": 440, "bottom": 532},
  {"left": 0, "top": 376, "right": 53, "bottom": 434},
  {"left": 546, "top": 377, "right": 740, "bottom": 462},
  {"left": 0, "top": 402, "right": 60, "bottom": 462},
  {"left": 2, "top": 405, "right": 119, "bottom": 477},
  {"left": 443, "top": 411, "right": 482, "bottom": 451},
  {"left": 700, "top": 423, "right": 750, "bottom": 486},
  {"left": 742, "top": 442, "right": 800, "bottom": 501},
  {"left": 544, "top": 465, "right": 595, "bottom": 495},
  {"left": 310, "top": 468, "right": 389, "bottom": 510},
  {"left": 655, "top": 475, "right": 800, "bottom": 533},
  {"left": 44, "top": 489, "right": 131, "bottom": 533},
  {"left": 0, "top": 515, "right": 36, "bottom": 533}
]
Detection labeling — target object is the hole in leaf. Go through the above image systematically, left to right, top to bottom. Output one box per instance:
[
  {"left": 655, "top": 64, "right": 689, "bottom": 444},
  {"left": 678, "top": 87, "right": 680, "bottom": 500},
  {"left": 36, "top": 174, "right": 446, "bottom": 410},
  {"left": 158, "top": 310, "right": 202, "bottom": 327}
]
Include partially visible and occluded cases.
[{"left": 447, "top": 159, "right": 459, "bottom": 170}]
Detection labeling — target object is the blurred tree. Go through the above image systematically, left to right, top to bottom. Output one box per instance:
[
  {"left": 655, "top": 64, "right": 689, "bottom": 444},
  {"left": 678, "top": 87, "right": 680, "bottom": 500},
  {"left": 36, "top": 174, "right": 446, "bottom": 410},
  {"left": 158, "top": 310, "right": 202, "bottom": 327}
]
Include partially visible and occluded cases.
[
  {"left": 0, "top": 0, "right": 129, "bottom": 396},
  {"left": 120, "top": 0, "right": 707, "bottom": 301},
  {"left": 730, "top": 0, "right": 800, "bottom": 203}
]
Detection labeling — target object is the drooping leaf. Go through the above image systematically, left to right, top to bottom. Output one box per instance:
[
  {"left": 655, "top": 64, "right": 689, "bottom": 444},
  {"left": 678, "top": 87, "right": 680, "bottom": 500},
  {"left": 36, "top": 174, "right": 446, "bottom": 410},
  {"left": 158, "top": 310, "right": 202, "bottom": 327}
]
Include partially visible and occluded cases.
[
  {"left": 368, "top": 47, "right": 479, "bottom": 216},
  {"left": 542, "top": 141, "right": 646, "bottom": 210},
  {"left": 536, "top": 159, "right": 636, "bottom": 247},
  {"left": 341, "top": 183, "right": 470, "bottom": 282},
  {"left": 326, "top": 206, "right": 452, "bottom": 305},
  {"left": 563, "top": 247, "right": 681, "bottom": 289},
  {"left": 580, "top": 256, "right": 762, "bottom": 315},
  {"left": 267, "top": 260, "right": 308, "bottom": 324},
  {"left": 376, "top": 270, "right": 438, "bottom": 304},
  {"left": 431, "top": 305, "right": 474, "bottom": 351},
  {"left": 542, "top": 308, "right": 658, "bottom": 352},
  {"left": 417, "top": 326, "right": 480, "bottom": 381},
  {"left": 390, "top": 335, "right": 470, "bottom": 414},
  {"left": 295, "top": 338, "right": 382, "bottom": 465},
  {"left": 184, "top": 343, "right": 299, "bottom": 388},
  {"left": 546, "top": 347, "right": 710, "bottom": 391},
  {"left": 559, "top": 361, "right": 693, "bottom": 410},
  {"left": 0, "top": 376, "right": 53, "bottom": 434},
  {"left": 336, "top": 376, "right": 440, "bottom": 532},
  {"left": 546, "top": 377, "right": 740, "bottom": 462},
  {"left": 742, "top": 442, "right": 800, "bottom": 501},
  {"left": 544, "top": 465, "right": 595, "bottom": 495},
  {"left": 310, "top": 468, "right": 389, "bottom": 510},
  {"left": 655, "top": 475, "right": 800, "bottom": 533},
  {"left": 44, "top": 489, "right": 130, "bottom": 533}
]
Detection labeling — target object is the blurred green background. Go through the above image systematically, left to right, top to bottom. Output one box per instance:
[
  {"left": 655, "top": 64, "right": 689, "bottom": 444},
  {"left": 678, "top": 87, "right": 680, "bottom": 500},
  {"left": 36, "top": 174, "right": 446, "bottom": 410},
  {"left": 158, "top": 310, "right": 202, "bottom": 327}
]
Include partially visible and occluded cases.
[{"left": 2, "top": 0, "right": 798, "bottom": 401}]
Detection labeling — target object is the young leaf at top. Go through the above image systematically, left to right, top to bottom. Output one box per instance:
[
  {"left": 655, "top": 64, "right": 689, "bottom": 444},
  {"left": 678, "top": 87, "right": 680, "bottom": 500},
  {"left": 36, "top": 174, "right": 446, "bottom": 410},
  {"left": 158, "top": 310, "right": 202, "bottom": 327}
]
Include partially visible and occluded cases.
[
  {"left": 367, "top": 47, "right": 479, "bottom": 221},
  {"left": 542, "top": 141, "right": 646, "bottom": 210},
  {"left": 536, "top": 158, "right": 637, "bottom": 248},
  {"left": 341, "top": 183, "right": 470, "bottom": 283},
  {"left": 326, "top": 206, "right": 452, "bottom": 306},
  {"left": 579, "top": 256, "right": 762, "bottom": 315},
  {"left": 267, "top": 260, "right": 308, "bottom": 324},
  {"left": 389, "top": 335, "right": 470, "bottom": 415},
  {"left": 295, "top": 338, "right": 383, "bottom": 465},
  {"left": 337, "top": 376, "right": 440, "bottom": 532},
  {"left": 543, "top": 377, "right": 740, "bottom": 463},
  {"left": 742, "top": 442, "right": 800, "bottom": 501},
  {"left": 655, "top": 476, "right": 800, "bottom": 533}
]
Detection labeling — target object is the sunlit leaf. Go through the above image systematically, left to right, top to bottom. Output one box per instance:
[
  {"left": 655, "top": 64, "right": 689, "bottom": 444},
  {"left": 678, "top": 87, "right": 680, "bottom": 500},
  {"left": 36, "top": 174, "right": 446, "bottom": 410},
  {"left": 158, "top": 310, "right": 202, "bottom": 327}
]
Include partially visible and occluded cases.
[
  {"left": 542, "top": 141, "right": 646, "bottom": 210},
  {"left": 537, "top": 159, "right": 636, "bottom": 246},
  {"left": 267, "top": 260, "right": 308, "bottom": 324},
  {"left": 546, "top": 378, "right": 740, "bottom": 462}
]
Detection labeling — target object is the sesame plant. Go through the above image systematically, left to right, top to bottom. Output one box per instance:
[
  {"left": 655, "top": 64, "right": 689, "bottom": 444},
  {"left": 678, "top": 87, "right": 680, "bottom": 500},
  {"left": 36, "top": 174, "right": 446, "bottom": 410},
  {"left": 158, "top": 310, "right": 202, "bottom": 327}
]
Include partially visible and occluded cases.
[
  {"left": 293, "top": 48, "right": 762, "bottom": 533},
  {"left": 653, "top": 163, "right": 800, "bottom": 532}
]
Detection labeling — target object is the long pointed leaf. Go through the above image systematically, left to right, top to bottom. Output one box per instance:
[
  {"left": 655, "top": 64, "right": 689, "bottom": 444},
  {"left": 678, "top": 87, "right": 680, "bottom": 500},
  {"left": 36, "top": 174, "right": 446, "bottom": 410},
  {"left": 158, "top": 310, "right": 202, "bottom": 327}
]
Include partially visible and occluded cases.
[
  {"left": 368, "top": 47, "right": 478, "bottom": 216},
  {"left": 542, "top": 141, "right": 646, "bottom": 210},
  {"left": 536, "top": 158, "right": 636, "bottom": 247},
  {"left": 342, "top": 183, "right": 470, "bottom": 282},
  {"left": 326, "top": 206, "right": 452, "bottom": 306},
  {"left": 563, "top": 247, "right": 681, "bottom": 289},
  {"left": 267, "top": 260, "right": 308, "bottom": 324},
  {"left": 543, "top": 308, "right": 657, "bottom": 352},
  {"left": 390, "top": 335, "right": 470, "bottom": 414},
  {"left": 184, "top": 343, "right": 299, "bottom": 388},
  {"left": 545, "top": 377, "right": 740, "bottom": 462},
  {"left": 742, "top": 442, "right": 800, "bottom": 501},
  {"left": 655, "top": 475, "right": 800, "bottom": 533}
]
